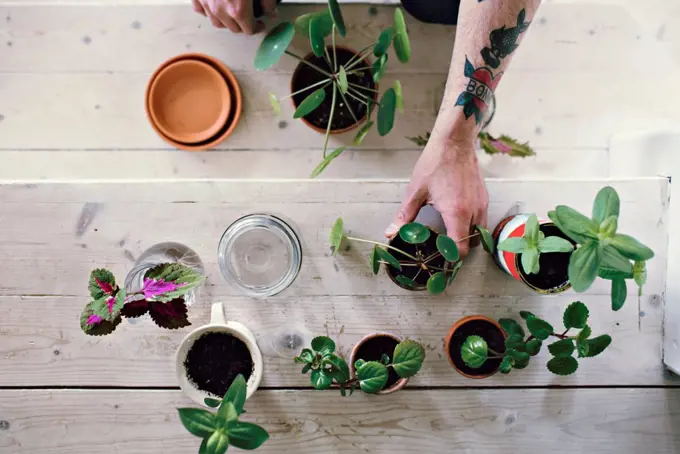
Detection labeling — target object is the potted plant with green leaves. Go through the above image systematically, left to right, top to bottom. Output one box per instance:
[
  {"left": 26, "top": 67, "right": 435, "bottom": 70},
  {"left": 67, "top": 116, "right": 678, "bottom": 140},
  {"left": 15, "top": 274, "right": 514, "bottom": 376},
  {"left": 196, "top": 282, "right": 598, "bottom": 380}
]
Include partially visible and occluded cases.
[
  {"left": 254, "top": 0, "right": 411, "bottom": 177},
  {"left": 494, "top": 213, "right": 575, "bottom": 294},
  {"left": 329, "top": 218, "right": 494, "bottom": 294},
  {"left": 79, "top": 264, "right": 205, "bottom": 336},
  {"left": 448, "top": 301, "right": 611, "bottom": 378},
  {"left": 294, "top": 335, "right": 425, "bottom": 395},
  {"left": 178, "top": 374, "right": 269, "bottom": 454}
]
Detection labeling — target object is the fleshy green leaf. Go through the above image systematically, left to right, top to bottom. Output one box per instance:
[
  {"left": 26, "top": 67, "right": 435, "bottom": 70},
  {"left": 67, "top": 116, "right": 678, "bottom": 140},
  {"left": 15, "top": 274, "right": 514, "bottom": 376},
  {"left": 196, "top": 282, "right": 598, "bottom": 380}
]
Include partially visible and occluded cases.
[
  {"left": 328, "top": 0, "right": 346, "bottom": 37},
  {"left": 393, "top": 8, "right": 411, "bottom": 63},
  {"left": 294, "top": 11, "right": 333, "bottom": 37},
  {"left": 309, "top": 17, "right": 326, "bottom": 57},
  {"left": 254, "top": 22, "right": 295, "bottom": 71},
  {"left": 374, "top": 28, "right": 394, "bottom": 57},
  {"left": 337, "top": 66, "right": 348, "bottom": 95},
  {"left": 394, "top": 80, "right": 404, "bottom": 113},
  {"left": 293, "top": 87, "right": 326, "bottom": 119},
  {"left": 377, "top": 88, "right": 396, "bottom": 136},
  {"left": 269, "top": 93, "right": 281, "bottom": 117},
  {"left": 353, "top": 121, "right": 374, "bottom": 146},
  {"left": 310, "top": 146, "right": 345, "bottom": 178},
  {"left": 592, "top": 186, "right": 620, "bottom": 225},
  {"left": 553, "top": 206, "right": 599, "bottom": 242},
  {"left": 524, "top": 214, "right": 540, "bottom": 245},
  {"left": 599, "top": 215, "right": 618, "bottom": 237},
  {"left": 329, "top": 218, "right": 345, "bottom": 256},
  {"left": 398, "top": 222, "right": 430, "bottom": 244},
  {"left": 475, "top": 225, "right": 495, "bottom": 254},
  {"left": 609, "top": 234, "right": 654, "bottom": 261},
  {"left": 436, "top": 235, "right": 460, "bottom": 262},
  {"left": 539, "top": 236, "right": 575, "bottom": 253},
  {"left": 498, "top": 237, "right": 528, "bottom": 253},
  {"left": 568, "top": 241, "right": 601, "bottom": 292},
  {"left": 369, "top": 245, "right": 381, "bottom": 275},
  {"left": 376, "top": 247, "right": 401, "bottom": 271},
  {"left": 521, "top": 247, "right": 540, "bottom": 275},
  {"left": 143, "top": 263, "right": 205, "bottom": 302},
  {"left": 88, "top": 268, "right": 117, "bottom": 300},
  {"left": 427, "top": 272, "right": 447, "bottom": 295},
  {"left": 396, "top": 275, "right": 416, "bottom": 288},
  {"left": 611, "top": 278, "right": 627, "bottom": 311},
  {"left": 563, "top": 301, "right": 589, "bottom": 329},
  {"left": 526, "top": 316, "right": 554, "bottom": 341},
  {"left": 499, "top": 318, "right": 525, "bottom": 338},
  {"left": 505, "top": 334, "right": 526, "bottom": 352},
  {"left": 461, "top": 335, "right": 488, "bottom": 369},
  {"left": 584, "top": 335, "right": 612, "bottom": 358},
  {"left": 311, "top": 336, "right": 336, "bottom": 356},
  {"left": 392, "top": 339, "right": 426, "bottom": 378},
  {"left": 525, "top": 339, "right": 542, "bottom": 356},
  {"left": 548, "top": 339, "right": 575, "bottom": 357},
  {"left": 508, "top": 348, "right": 530, "bottom": 369},
  {"left": 324, "top": 354, "right": 350, "bottom": 383},
  {"left": 499, "top": 356, "right": 513, "bottom": 374},
  {"left": 546, "top": 356, "right": 578, "bottom": 376},
  {"left": 357, "top": 361, "right": 389, "bottom": 393},
  {"left": 310, "top": 369, "right": 333, "bottom": 390},
  {"left": 222, "top": 374, "right": 247, "bottom": 415},
  {"left": 204, "top": 398, "right": 221, "bottom": 408},
  {"left": 177, "top": 408, "right": 215, "bottom": 438},
  {"left": 227, "top": 421, "right": 270, "bottom": 450},
  {"left": 205, "top": 430, "right": 229, "bottom": 454}
]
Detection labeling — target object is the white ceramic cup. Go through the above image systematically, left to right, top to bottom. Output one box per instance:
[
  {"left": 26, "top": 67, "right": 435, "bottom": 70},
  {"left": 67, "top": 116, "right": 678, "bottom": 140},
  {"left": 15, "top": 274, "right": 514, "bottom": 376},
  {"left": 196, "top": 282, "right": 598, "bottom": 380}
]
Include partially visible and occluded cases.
[{"left": 175, "top": 302, "right": 264, "bottom": 407}]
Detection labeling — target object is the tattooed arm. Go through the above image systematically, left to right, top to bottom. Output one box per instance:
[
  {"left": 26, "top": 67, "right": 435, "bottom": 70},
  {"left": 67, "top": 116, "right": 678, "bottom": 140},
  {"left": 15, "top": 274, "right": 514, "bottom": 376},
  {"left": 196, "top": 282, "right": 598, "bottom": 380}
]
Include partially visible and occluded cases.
[{"left": 386, "top": 0, "right": 541, "bottom": 256}]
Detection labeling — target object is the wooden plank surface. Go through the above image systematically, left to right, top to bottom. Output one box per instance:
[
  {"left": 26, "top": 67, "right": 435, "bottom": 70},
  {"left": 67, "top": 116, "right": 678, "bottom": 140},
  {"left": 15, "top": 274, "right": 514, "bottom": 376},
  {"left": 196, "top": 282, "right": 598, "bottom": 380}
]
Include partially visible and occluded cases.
[
  {"left": 0, "top": 178, "right": 670, "bottom": 386},
  {"left": 2, "top": 389, "right": 680, "bottom": 454}
]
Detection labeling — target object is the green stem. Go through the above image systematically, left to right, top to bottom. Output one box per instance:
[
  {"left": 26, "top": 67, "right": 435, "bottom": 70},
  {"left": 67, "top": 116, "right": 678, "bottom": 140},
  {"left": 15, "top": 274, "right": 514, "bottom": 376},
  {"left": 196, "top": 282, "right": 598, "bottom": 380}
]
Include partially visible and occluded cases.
[
  {"left": 331, "top": 25, "right": 338, "bottom": 73},
  {"left": 343, "top": 42, "right": 376, "bottom": 68},
  {"left": 324, "top": 47, "right": 333, "bottom": 69},
  {"left": 345, "top": 47, "right": 376, "bottom": 71},
  {"left": 284, "top": 50, "right": 333, "bottom": 78},
  {"left": 278, "top": 78, "right": 332, "bottom": 101},
  {"left": 347, "top": 82, "right": 380, "bottom": 93},
  {"left": 322, "top": 83, "right": 338, "bottom": 158},
  {"left": 336, "top": 84, "right": 360, "bottom": 124},
  {"left": 347, "top": 86, "right": 371, "bottom": 101},
  {"left": 345, "top": 90, "right": 370, "bottom": 107},
  {"left": 456, "top": 232, "right": 481, "bottom": 243},
  {"left": 345, "top": 236, "right": 419, "bottom": 261},
  {"left": 423, "top": 251, "right": 442, "bottom": 265},
  {"left": 488, "top": 348, "right": 504, "bottom": 356}
]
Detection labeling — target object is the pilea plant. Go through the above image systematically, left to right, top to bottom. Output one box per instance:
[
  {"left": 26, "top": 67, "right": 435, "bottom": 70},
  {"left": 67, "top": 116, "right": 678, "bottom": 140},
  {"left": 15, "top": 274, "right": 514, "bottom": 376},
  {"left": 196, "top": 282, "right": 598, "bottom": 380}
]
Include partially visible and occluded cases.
[
  {"left": 254, "top": 0, "right": 411, "bottom": 177},
  {"left": 408, "top": 131, "right": 535, "bottom": 158},
  {"left": 548, "top": 186, "right": 653, "bottom": 310},
  {"left": 498, "top": 213, "right": 574, "bottom": 274},
  {"left": 329, "top": 218, "right": 495, "bottom": 294},
  {"left": 79, "top": 264, "right": 205, "bottom": 336},
  {"left": 462, "top": 301, "right": 611, "bottom": 376},
  {"left": 294, "top": 336, "right": 425, "bottom": 395},
  {"left": 178, "top": 374, "right": 269, "bottom": 454}
]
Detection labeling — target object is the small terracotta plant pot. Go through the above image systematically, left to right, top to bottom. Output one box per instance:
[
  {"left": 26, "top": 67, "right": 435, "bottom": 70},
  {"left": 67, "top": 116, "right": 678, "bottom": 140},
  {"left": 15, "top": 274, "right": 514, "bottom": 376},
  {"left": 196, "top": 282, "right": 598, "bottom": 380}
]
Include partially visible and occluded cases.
[
  {"left": 291, "top": 46, "right": 378, "bottom": 135},
  {"left": 146, "top": 53, "right": 243, "bottom": 151},
  {"left": 492, "top": 214, "right": 575, "bottom": 294},
  {"left": 445, "top": 315, "right": 507, "bottom": 379},
  {"left": 349, "top": 332, "right": 407, "bottom": 394}
]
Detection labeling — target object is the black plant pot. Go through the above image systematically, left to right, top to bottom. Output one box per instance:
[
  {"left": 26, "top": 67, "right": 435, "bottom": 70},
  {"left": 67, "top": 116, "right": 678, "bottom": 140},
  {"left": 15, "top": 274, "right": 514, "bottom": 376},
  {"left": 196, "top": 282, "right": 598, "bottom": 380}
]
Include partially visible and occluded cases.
[{"left": 385, "top": 227, "right": 451, "bottom": 291}]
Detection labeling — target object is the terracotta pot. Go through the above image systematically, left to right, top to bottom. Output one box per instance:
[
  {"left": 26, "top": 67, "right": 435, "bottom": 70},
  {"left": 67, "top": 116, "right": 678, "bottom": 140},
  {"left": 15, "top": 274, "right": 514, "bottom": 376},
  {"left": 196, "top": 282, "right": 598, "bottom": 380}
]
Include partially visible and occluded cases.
[
  {"left": 290, "top": 45, "right": 378, "bottom": 135},
  {"left": 145, "top": 53, "right": 243, "bottom": 151},
  {"left": 445, "top": 315, "right": 507, "bottom": 379},
  {"left": 349, "top": 332, "right": 407, "bottom": 395}
]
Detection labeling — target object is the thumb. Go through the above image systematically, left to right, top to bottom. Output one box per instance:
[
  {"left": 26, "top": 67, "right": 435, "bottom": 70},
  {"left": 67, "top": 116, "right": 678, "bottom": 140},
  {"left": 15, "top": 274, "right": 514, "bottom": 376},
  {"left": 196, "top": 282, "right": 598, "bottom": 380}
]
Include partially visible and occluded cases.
[
  {"left": 386, "top": 192, "right": 424, "bottom": 238},
  {"left": 442, "top": 211, "right": 472, "bottom": 258}
]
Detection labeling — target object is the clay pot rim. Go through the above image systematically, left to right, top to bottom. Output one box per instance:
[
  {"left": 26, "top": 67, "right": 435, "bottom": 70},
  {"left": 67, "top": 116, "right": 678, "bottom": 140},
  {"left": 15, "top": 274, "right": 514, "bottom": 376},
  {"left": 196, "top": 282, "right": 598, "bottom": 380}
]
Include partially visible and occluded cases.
[
  {"left": 290, "top": 45, "right": 378, "bottom": 135},
  {"left": 145, "top": 53, "right": 243, "bottom": 151},
  {"left": 385, "top": 226, "right": 447, "bottom": 292},
  {"left": 445, "top": 315, "right": 507, "bottom": 380},
  {"left": 349, "top": 332, "right": 407, "bottom": 395}
]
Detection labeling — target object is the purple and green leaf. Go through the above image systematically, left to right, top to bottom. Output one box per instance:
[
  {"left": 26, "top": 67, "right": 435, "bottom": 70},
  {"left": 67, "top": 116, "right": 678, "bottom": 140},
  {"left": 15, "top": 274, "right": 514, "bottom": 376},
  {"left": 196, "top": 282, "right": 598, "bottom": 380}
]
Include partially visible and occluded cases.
[
  {"left": 143, "top": 264, "right": 205, "bottom": 302},
  {"left": 88, "top": 268, "right": 117, "bottom": 300},
  {"left": 91, "top": 289, "right": 126, "bottom": 322},
  {"left": 80, "top": 301, "right": 121, "bottom": 336}
]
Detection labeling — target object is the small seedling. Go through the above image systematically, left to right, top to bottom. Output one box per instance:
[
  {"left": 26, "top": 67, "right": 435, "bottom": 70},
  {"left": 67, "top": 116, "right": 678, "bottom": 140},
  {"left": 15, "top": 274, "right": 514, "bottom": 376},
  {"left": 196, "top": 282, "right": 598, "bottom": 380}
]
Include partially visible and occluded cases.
[
  {"left": 497, "top": 213, "right": 574, "bottom": 275},
  {"left": 461, "top": 301, "right": 611, "bottom": 376},
  {"left": 294, "top": 336, "right": 425, "bottom": 395},
  {"left": 178, "top": 374, "right": 269, "bottom": 454}
]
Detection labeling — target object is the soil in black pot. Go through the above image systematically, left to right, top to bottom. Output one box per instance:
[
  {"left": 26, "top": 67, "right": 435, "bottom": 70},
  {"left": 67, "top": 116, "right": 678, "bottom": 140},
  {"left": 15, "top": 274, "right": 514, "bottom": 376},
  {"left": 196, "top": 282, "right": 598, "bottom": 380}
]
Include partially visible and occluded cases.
[
  {"left": 292, "top": 47, "right": 376, "bottom": 131},
  {"left": 517, "top": 224, "right": 575, "bottom": 292},
  {"left": 386, "top": 229, "right": 448, "bottom": 289},
  {"left": 448, "top": 319, "right": 505, "bottom": 377},
  {"left": 185, "top": 332, "right": 254, "bottom": 397},
  {"left": 353, "top": 335, "right": 401, "bottom": 390}
]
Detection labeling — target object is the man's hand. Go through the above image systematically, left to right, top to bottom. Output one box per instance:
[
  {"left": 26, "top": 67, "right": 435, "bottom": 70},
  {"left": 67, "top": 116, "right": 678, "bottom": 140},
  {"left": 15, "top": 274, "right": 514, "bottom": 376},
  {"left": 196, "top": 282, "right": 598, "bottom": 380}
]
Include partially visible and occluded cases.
[
  {"left": 192, "top": 0, "right": 277, "bottom": 34},
  {"left": 386, "top": 135, "right": 488, "bottom": 258}
]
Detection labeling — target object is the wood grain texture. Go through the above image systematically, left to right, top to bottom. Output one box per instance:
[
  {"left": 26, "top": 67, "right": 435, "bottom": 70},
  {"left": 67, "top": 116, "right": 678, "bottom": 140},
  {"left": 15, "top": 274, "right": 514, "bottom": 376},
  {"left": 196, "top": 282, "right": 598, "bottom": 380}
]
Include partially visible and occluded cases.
[{"left": 2, "top": 389, "right": 680, "bottom": 454}]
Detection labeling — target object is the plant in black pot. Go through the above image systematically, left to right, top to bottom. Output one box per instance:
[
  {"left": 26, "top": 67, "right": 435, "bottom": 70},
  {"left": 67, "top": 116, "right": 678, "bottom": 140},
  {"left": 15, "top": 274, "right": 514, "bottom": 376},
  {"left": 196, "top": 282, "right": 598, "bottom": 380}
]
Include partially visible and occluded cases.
[
  {"left": 254, "top": 0, "right": 412, "bottom": 177},
  {"left": 329, "top": 217, "right": 494, "bottom": 294}
]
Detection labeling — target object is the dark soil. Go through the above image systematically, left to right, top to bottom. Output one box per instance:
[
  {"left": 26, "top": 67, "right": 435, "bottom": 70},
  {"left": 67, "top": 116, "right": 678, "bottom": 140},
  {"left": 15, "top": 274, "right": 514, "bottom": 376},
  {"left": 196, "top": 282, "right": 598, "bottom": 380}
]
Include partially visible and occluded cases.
[
  {"left": 292, "top": 47, "right": 376, "bottom": 131},
  {"left": 518, "top": 224, "right": 575, "bottom": 292},
  {"left": 386, "top": 229, "right": 447, "bottom": 289},
  {"left": 448, "top": 319, "right": 505, "bottom": 377},
  {"left": 184, "top": 332, "right": 253, "bottom": 398},
  {"left": 353, "top": 335, "right": 401, "bottom": 391}
]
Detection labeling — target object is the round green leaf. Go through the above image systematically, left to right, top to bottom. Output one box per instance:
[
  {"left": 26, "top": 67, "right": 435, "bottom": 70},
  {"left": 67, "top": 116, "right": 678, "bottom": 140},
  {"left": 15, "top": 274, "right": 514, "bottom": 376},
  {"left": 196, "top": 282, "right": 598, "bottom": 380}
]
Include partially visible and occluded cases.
[
  {"left": 328, "top": 0, "right": 346, "bottom": 37},
  {"left": 393, "top": 8, "right": 411, "bottom": 63},
  {"left": 294, "top": 11, "right": 333, "bottom": 37},
  {"left": 309, "top": 17, "right": 326, "bottom": 57},
  {"left": 254, "top": 22, "right": 295, "bottom": 71},
  {"left": 374, "top": 28, "right": 394, "bottom": 57},
  {"left": 371, "top": 53, "right": 388, "bottom": 83},
  {"left": 337, "top": 66, "right": 348, "bottom": 94},
  {"left": 394, "top": 80, "right": 404, "bottom": 113},
  {"left": 293, "top": 87, "right": 326, "bottom": 119},
  {"left": 377, "top": 88, "right": 396, "bottom": 136},
  {"left": 353, "top": 120, "right": 374, "bottom": 146},
  {"left": 311, "top": 146, "right": 345, "bottom": 178},
  {"left": 592, "top": 186, "right": 620, "bottom": 225},
  {"left": 329, "top": 218, "right": 344, "bottom": 256},
  {"left": 398, "top": 222, "right": 430, "bottom": 244},
  {"left": 475, "top": 225, "right": 495, "bottom": 254},
  {"left": 609, "top": 234, "right": 654, "bottom": 261},
  {"left": 436, "top": 235, "right": 460, "bottom": 262},
  {"left": 539, "top": 236, "right": 575, "bottom": 253},
  {"left": 498, "top": 237, "right": 528, "bottom": 253},
  {"left": 568, "top": 241, "right": 601, "bottom": 293},
  {"left": 369, "top": 245, "right": 381, "bottom": 275},
  {"left": 376, "top": 247, "right": 401, "bottom": 271},
  {"left": 520, "top": 247, "right": 539, "bottom": 275},
  {"left": 426, "top": 272, "right": 447, "bottom": 295},
  {"left": 396, "top": 275, "right": 416, "bottom": 288},
  {"left": 563, "top": 301, "right": 589, "bottom": 329},
  {"left": 526, "top": 316, "right": 554, "bottom": 341},
  {"left": 499, "top": 318, "right": 525, "bottom": 338},
  {"left": 504, "top": 334, "right": 525, "bottom": 351},
  {"left": 461, "top": 335, "right": 488, "bottom": 369},
  {"left": 584, "top": 335, "right": 612, "bottom": 358},
  {"left": 311, "top": 336, "right": 336, "bottom": 356},
  {"left": 547, "top": 338, "right": 575, "bottom": 357},
  {"left": 392, "top": 339, "right": 426, "bottom": 378},
  {"left": 525, "top": 339, "right": 542, "bottom": 356},
  {"left": 508, "top": 349, "right": 530, "bottom": 369},
  {"left": 499, "top": 356, "right": 513, "bottom": 374},
  {"left": 546, "top": 356, "right": 578, "bottom": 376},
  {"left": 357, "top": 361, "right": 389, "bottom": 393},
  {"left": 310, "top": 369, "right": 332, "bottom": 390},
  {"left": 223, "top": 374, "right": 247, "bottom": 415},
  {"left": 204, "top": 398, "right": 221, "bottom": 408},
  {"left": 177, "top": 408, "right": 215, "bottom": 438},
  {"left": 227, "top": 421, "right": 270, "bottom": 451},
  {"left": 205, "top": 430, "right": 229, "bottom": 454}
]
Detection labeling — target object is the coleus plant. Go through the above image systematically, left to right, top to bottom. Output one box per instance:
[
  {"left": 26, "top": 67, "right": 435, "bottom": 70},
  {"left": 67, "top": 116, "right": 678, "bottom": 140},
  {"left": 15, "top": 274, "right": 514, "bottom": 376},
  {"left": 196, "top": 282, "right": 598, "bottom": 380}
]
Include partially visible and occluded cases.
[
  {"left": 254, "top": 0, "right": 411, "bottom": 177},
  {"left": 408, "top": 131, "right": 535, "bottom": 158},
  {"left": 548, "top": 186, "right": 654, "bottom": 310},
  {"left": 497, "top": 213, "right": 574, "bottom": 274},
  {"left": 329, "top": 217, "right": 495, "bottom": 294},
  {"left": 80, "top": 263, "right": 205, "bottom": 336},
  {"left": 462, "top": 301, "right": 611, "bottom": 376},
  {"left": 294, "top": 336, "right": 425, "bottom": 395},
  {"left": 178, "top": 374, "right": 269, "bottom": 454}
]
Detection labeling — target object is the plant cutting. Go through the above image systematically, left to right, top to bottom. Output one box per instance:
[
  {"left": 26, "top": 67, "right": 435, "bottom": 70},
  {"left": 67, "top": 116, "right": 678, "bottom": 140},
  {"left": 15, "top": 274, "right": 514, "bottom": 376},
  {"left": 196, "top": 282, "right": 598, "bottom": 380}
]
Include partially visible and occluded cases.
[
  {"left": 254, "top": 0, "right": 412, "bottom": 177},
  {"left": 408, "top": 130, "right": 535, "bottom": 158},
  {"left": 548, "top": 186, "right": 654, "bottom": 310},
  {"left": 329, "top": 217, "right": 494, "bottom": 294},
  {"left": 79, "top": 264, "right": 205, "bottom": 336},
  {"left": 460, "top": 301, "right": 611, "bottom": 376},
  {"left": 294, "top": 335, "right": 425, "bottom": 395},
  {"left": 178, "top": 374, "right": 269, "bottom": 454}
]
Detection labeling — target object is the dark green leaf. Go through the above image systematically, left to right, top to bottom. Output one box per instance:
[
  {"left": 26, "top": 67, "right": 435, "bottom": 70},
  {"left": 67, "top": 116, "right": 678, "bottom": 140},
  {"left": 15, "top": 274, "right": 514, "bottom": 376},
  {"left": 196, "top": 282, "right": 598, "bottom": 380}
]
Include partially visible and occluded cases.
[
  {"left": 328, "top": 0, "right": 346, "bottom": 37},
  {"left": 393, "top": 8, "right": 411, "bottom": 63},
  {"left": 294, "top": 11, "right": 333, "bottom": 37},
  {"left": 309, "top": 17, "right": 326, "bottom": 57},
  {"left": 254, "top": 22, "right": 295, "bottom": 71},
  {"left": 374, "top": 28, "right": 394, "bottom": 57},
  {"left": 371, "top": 53, "right": 388, "bottom": 83},
  {"left": 394, "top": 80, "right": 404, "bottom": 113},
  {"left": 293, "top": 87, "right": 326, "bottom": 119},
  {"left": 377, "top": 88, "right": 396, "bottom": 136},
  {"left": 353, "top": 120, "right": 374, "bottom": 146},
  {"left": 310, "top": 146, "right": 345, "bottom": 178},
  {"left": 592, "top": 186, "right": 620, "bottom": 225},
  {"left": 553, "top": 206, "right": 599, "bottom": 242},
  {"left": 329, "top": 218, "right": 344, "bottom": 256},
  {"left": 398, "top": 222, "right": 430, "bottom": 244},
  {"left": 475, "top": 225, "right": 495, "bottom": 254},
  {"left": 609, "top": 234, "right": 654, "bottom": 261},
  {"left": 436, "top": 235, "right": 460, "bottom": 262},
  {"left": 539, "top": 236, "right": 574, "bottom": 253},
  {"left": 498, "top": 237, "right": 529, "bottom": 253},
  {"left": 568, "top": 241, "right": 601, "bottom": 292},
  {"left": 369, "top": 245, "right": 380, "bottom": 275},
  {"left": 521, "top": 247, "right": 540, "bottom": 275},
  {"left": 376, "top": 248, "right": 401, "bottom": 271},
  {"left": 447, "top": 260, "right": 464, "bottom": 286},
  {"left": 88, "top": 268, "right": 117, "bottom": 300},
  {"left": 427, "top": 272, "right": 447, "bottom": 295},
  {"left": 395, "top": 275, "right": 415, "bottom": 288},
  {"left": 611, "top": 278, "right": 627, "bottom": 311},
  {"left": 563, "top": 301, "right": 589, "bottom": 329},
  {"left": 520, "top": 311, "right": 535, "bottom": 320},
  {"left": 526, "top": 316, "right": 554, "bottom": 341},
  {"left": 499, "top": 318, "right": 525, "bottom": 338},
  {"left": 577, "top": 325, "right": 592, "bottom": 342},
  {"left": 576, "top": 326, "right": 591, "bottom": 358},
  {"left": 505, "top": 334, "right": 526, "bottom": 352},
  {"left": 461, "top": 335, "right": 488, "bottom": 369},
  {"left": 584, "top": 335, "right": 612, "bottom": 358},
  {"left": 311, "top": 336, "right": 336, "bottom": 356},
  {"left": 392, "top": 339, "right": 426, "bottom": 378},
  {"left": 525, "top": 339, "right": 542, "bottom": 356},
  {"left": 548, "top": 339, "right": 575, "bottom": 357},
  {"left": 297, "top": 348, "right": 314, "bottom": 364},
  {"left": 508, "top": 349, "right": 530, "bottom": 369},
  {"left": 380, "top": 353, "right": 390, "bottom": 365},
  {"left": 324, "top": 355, "right": 350, "bottom": 384},
  {"left": 499, "top": 356, "right": 513, "bottom": 374},
  {"left": 546, "top": 356, "right": 578, "bottom": 376},
  {"left": 354, "top": 359, "right": 366, "bottom": 370},
  {"left": 357, "top": 361, "right": 389, "bottom": 393},
  {"left": 301, "top": 364, "right": 312, "bottom": 374},
  {"left": 310, "top": 369, "right": 332, "bottom": 389},
  {"left": 222, "top": 374, "right": 247, "bottom": 415},
  {"left": 204, "top": 398, "right": 221, "bottom": 408},
  {"left": 216, "top": 401, "right": 238, "bottom": 428},
  {"left": 177, "top": 408, "right": 215, "bottom": 438},
  {"left": 227, "top": 421, "right": 270, "bottom": 450},
  {"left": 205, "top": 430, "right": 229, "bottom": 454}
]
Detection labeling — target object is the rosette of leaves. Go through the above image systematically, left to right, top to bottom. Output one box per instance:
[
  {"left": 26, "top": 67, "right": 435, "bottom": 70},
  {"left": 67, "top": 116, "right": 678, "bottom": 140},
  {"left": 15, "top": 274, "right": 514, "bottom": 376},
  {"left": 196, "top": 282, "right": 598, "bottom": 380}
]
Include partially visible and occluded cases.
[
  {"left": 254, "top": 0, "right": 411, "bottom": 177},
  {"left": 407, "top": 131, "right": 535, "bottom": 158},
  {"left": 548, "top": 186, "right": 654, "bottom": 310},
  {"left": 497, "top": 214, "right": 574, "bottom": 274},
  {"left": 329, "top": 218, "right": 494, "bottom": 294},
  {"left": 79, "top": 263, "right": 205, "bottom": 336},
  {"left": 461, "top": 301, "right": 611, "bottom": 376},
  {"left": 294, "top": 336, "right": 425, "bottom": 395},
  {"left": 178, "top": 374, "right": 269, "bottom": 454}
]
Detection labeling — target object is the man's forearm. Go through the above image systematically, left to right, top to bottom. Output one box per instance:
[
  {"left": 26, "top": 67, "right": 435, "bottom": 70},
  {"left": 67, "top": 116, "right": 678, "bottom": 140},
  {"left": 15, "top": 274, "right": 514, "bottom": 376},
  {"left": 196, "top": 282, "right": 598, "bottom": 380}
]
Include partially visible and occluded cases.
[{"left": 432, "top": 0, "right": 542, "bottom": 144}]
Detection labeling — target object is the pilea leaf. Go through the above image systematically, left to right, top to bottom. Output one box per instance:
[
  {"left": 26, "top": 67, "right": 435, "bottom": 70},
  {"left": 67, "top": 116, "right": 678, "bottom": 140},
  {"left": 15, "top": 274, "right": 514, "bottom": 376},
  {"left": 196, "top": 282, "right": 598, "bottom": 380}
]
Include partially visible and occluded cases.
[
  {"left": 254, "top": 21, "right": 295, "bottom": 71},
  {"left": 293, "top": 87, "right": 326, "bottom": 119},
  {"left": 310, "top": 146, "right": 345, "bottom": 178},
  {"left": 398, "top": 222, "right": 430, "bottom": 244},
  {"left": 436, "top": 235, "right": 460, "bottom": 262},
  {"left": 376, "top": 247, "right": 401, "bottom": 271},
  {"left": 427, "top": 272, "right": 447, "bottom": 295}
]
